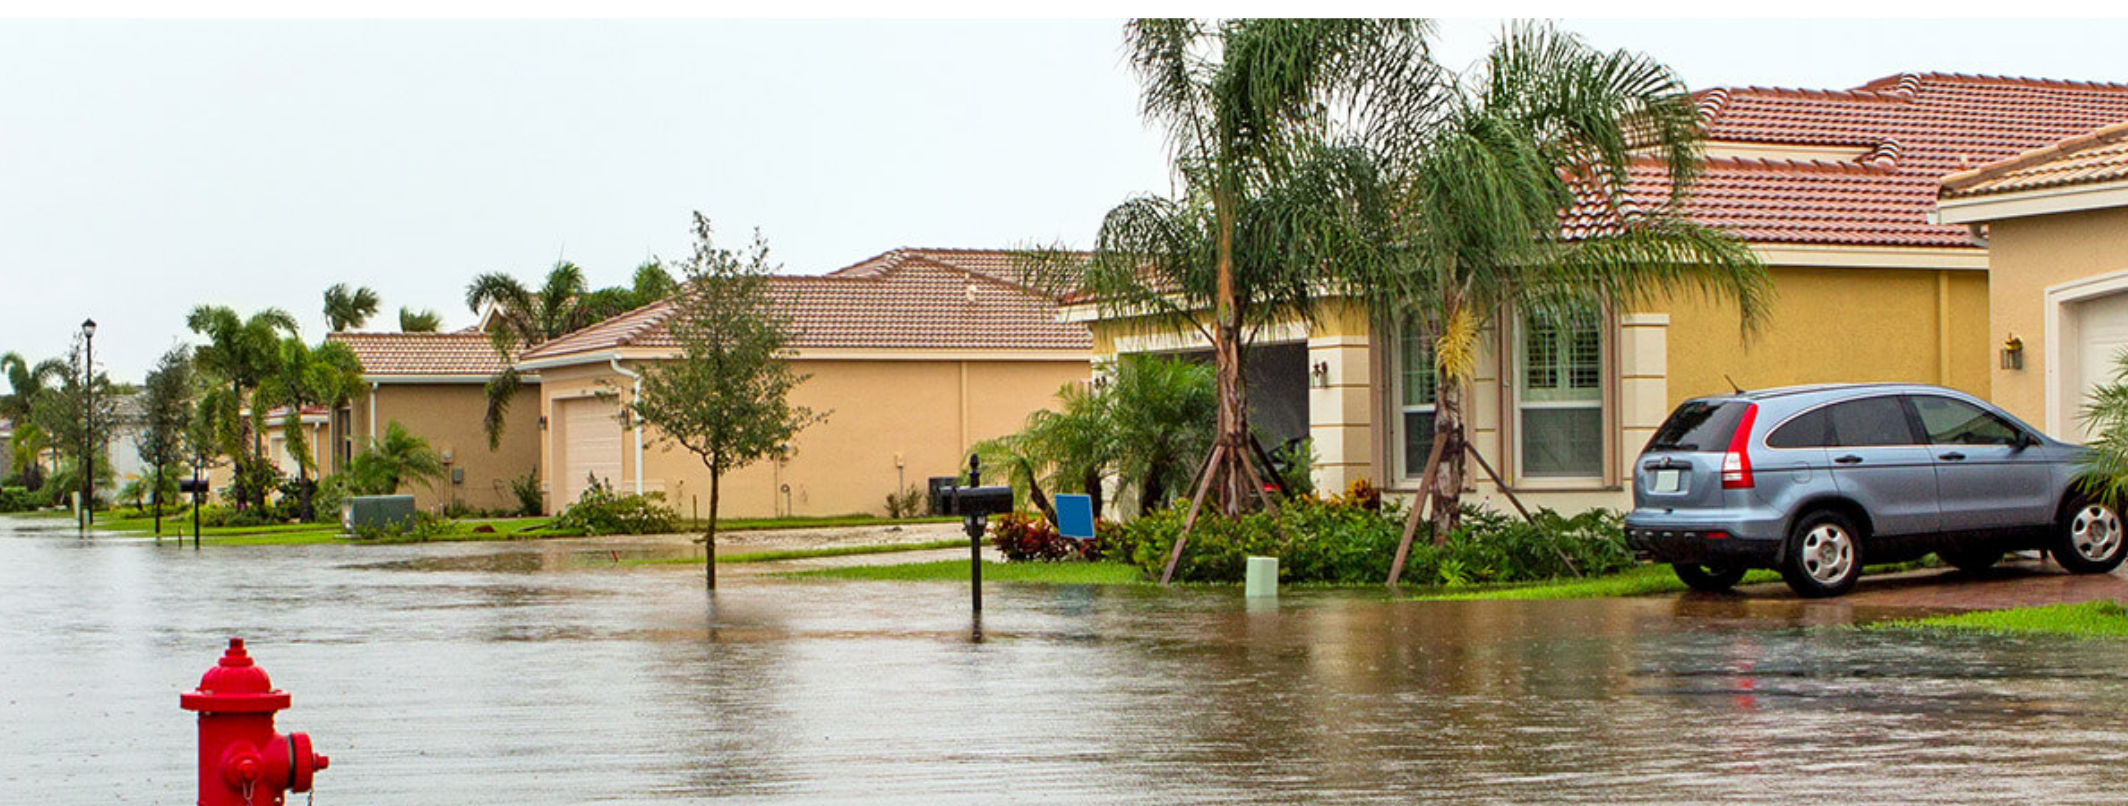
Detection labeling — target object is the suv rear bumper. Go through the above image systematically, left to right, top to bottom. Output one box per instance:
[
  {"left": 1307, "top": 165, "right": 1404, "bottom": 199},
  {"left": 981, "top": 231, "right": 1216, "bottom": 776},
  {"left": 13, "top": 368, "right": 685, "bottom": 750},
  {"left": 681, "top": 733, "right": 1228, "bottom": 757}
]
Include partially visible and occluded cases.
[{"left": 1624, "top": 511, "right": 1785, "bottom": 568}]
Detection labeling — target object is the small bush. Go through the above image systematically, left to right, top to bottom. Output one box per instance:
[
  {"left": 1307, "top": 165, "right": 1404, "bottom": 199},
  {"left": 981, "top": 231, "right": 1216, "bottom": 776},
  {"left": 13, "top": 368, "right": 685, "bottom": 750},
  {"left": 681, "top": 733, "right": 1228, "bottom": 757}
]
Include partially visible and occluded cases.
[
  {"left": 508, "top": 466, "right": 543, "bottom": 517},
  {"left": 554, "top": 477, "right": 676, "bottom": 536},
  {"left": 0, "top": 485, "right": 40, "bottom": 513},
  {"left": 884, "top": 485, "right": 926, "bottom": 519},
  {"left": 1114, "top": 496, "right": 1632, "bottom": 586},
  {"left": 195, "top": 504, "right": 286, "bottom": 529},
  {"left": 352, "top": 510, "right": 462, "bottom": 542},
  {"left": 988, "top": 511, "right": 1117, "bottom": 562}
]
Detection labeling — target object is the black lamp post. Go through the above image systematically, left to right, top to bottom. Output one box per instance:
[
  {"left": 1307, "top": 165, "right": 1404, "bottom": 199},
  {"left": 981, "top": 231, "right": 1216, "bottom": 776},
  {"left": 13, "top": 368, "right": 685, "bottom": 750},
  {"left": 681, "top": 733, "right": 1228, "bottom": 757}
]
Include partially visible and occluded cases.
[{"left": 81, "top": 318, "right": 96, "bottom": 529}]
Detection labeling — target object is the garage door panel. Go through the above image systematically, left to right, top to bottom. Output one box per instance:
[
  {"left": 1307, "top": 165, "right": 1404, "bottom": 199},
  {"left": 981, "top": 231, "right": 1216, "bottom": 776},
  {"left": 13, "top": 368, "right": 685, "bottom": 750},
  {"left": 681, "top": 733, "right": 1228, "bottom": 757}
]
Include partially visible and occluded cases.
[
  {"left": 2076, "top": 293, "right": 2128, "bottom": 442},
  {"left": 560, "top": 397, "right": 623, "bottom": 505}
]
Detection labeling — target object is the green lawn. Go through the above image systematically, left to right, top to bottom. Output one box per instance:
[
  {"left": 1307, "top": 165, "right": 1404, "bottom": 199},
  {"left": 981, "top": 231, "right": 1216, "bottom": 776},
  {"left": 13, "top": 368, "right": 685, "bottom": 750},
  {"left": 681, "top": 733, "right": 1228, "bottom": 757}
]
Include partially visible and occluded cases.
[
  {"left": 67, "top": 511, "right": 556, "bottom": 546},
  {"left": 672, "top": 515, "right": 957, "bottom": 533},
  {"left": 623, "top": 538, "right": 973, "bottom": 566},
  {"left": 787, "top": 559, "right": 1147, "bottom": 585},
  {"left": 1869, "top": 600, "right": 2128, "bottom": 638}
]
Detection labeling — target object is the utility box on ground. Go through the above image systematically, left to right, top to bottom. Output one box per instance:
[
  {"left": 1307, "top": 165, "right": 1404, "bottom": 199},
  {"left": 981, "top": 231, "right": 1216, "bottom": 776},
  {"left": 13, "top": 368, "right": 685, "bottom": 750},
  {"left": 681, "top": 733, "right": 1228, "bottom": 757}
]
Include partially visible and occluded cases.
[{"left": 342, "top": 495, "right": 416, "bottom": 535}]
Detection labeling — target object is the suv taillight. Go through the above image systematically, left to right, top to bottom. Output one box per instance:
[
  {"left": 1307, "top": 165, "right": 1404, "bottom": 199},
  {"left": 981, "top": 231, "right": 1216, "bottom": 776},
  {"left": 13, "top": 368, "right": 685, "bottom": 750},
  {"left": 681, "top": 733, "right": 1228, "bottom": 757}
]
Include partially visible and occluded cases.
[{"left": 1721, "top": 403, "right": 1758, "bottom": 490}]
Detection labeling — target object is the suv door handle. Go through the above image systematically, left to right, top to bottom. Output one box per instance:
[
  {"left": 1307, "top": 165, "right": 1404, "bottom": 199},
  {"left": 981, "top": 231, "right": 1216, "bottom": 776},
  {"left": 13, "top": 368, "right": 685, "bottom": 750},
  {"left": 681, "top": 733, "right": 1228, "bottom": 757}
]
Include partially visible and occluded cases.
[
  {"left": 1939, "top": 451, "right": 1967, "bottom": 461},
  {"left": 1833, "top": 454, "right": 1863, "bottom": 465}
]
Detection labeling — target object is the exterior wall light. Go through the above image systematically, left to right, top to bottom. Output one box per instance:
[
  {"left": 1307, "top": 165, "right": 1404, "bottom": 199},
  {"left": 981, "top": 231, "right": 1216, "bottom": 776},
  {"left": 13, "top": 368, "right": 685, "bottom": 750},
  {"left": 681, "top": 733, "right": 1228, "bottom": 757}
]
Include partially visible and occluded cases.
[
  {"left": 2001, "top": 334, "right": 2024, "bottom": 371},
  {"left": 1310, "top": 360, "right": 1330, "bottom": 388}
]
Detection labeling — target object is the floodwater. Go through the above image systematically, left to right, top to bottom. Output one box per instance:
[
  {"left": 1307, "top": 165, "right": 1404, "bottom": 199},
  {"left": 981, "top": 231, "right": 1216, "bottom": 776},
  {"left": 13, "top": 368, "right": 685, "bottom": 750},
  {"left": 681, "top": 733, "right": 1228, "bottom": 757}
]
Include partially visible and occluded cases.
[{"left": 3, "top": 516, "right": 2126, "bottom": 804}]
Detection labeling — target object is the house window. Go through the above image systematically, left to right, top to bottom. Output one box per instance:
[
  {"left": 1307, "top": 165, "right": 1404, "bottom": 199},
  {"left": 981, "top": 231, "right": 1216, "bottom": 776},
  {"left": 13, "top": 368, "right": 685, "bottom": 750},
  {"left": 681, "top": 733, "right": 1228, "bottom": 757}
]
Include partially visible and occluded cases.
[
  {"left": 1516, "top": 308, "right": 1604, "bottom": 479},
  {"left": 1396, "top": 321, "right": 1438, "bottom": 479}
]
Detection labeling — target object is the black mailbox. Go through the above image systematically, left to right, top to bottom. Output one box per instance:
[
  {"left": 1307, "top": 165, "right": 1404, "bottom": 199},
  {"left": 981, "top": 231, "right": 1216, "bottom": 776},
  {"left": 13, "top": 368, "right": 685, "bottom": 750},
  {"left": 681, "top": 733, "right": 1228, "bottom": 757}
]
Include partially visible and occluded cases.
[
  {"left": 927, "top": 476, "right": 957, "bottom": 516},
  {"left": 178, "top": 478, "right": 210, "bottom": 496}
]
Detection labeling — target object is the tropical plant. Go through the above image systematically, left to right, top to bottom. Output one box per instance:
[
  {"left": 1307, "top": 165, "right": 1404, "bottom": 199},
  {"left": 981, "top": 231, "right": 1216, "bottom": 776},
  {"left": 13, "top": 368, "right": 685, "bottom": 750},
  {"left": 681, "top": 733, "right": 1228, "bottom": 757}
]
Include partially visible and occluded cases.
[
  {"left": 1039, "top": 19, "right": 1430, "bottom": 537},
  {"left": 1321, "top": 24, "right": 1770, "bottom": 557},
  {"left": 626, "top": 214, "right": 825, "bottom": 590},
  {"left": 580, "top": 261, "right": 680, "bottom": 322},
  {"left": 465, "top": 262, "right": 597, "bottom": 447},
  {"left": 322, "top": 283, "right": 382, "bottom": 332},
  {"left": 186, "top": 305, "right": 299, "bottom": 509},
  {"left": 398, "top": 307, "right": 442, "bottom": 333},
  {"left": 30, "top": 333, "right": 120, "bottom": 510},
  {"left": 256, "top": 338, "right": 366, "bottom": 520},
  {"left": 137, "top": 346, "right": 194, "bottom": 533},
  {"left": 1, "top": 352, "right": 66, "bottom": 476},
  {"left": 976, "top": 355, "right": 1216, "bottom": 521},
  {"left": 2076, "top": 355, "right": 2128, "bottom": 506},
  {"left": 347, "top": 421, "right": 448, "bottom": 495},
  {"left": 506, "top": 465, "right": 543, "bottom": 516}
]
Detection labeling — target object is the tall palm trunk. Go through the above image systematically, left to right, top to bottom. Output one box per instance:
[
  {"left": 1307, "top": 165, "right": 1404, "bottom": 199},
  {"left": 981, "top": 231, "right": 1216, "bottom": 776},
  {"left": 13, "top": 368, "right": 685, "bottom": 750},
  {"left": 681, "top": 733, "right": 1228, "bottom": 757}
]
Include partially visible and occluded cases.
[
  {"left": 1213, "top": 318, "right": 1252, "bottom": 515},
  {"left": 1426, "top": 380, "right": 1468, "bottom": 542}
]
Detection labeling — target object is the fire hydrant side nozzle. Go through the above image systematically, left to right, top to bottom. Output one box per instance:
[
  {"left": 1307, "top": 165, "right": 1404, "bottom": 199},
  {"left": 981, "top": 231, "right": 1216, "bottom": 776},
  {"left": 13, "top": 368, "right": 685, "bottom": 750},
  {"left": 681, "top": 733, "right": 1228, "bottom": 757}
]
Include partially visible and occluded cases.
[{"left": 181, "top": 638, "right": 330, "bottom": 806}]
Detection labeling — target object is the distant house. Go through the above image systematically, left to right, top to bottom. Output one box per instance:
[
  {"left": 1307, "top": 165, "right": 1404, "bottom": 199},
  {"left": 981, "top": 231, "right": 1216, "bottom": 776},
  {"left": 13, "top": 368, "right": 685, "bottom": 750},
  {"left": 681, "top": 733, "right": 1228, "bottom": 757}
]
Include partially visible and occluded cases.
[
  {"left": 1074, "top": 73, "right": 2128, "bottom": 514},
  {"left": 1937, "top": 120, "right": 2128, "bottom": 440},
  {"left": 515, "top": 248, "right": 1093, "bottom": 518},
  {"left": 326, "top": 331, "right": 541, "bottom": 513}
]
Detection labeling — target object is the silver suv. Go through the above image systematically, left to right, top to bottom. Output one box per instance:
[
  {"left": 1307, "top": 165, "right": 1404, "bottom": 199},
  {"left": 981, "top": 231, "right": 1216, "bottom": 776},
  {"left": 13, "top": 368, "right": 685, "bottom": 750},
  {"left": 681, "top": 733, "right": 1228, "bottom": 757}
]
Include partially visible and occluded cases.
[{"left": 1625, "top": 383, "right": 2126, "bottom": 597}]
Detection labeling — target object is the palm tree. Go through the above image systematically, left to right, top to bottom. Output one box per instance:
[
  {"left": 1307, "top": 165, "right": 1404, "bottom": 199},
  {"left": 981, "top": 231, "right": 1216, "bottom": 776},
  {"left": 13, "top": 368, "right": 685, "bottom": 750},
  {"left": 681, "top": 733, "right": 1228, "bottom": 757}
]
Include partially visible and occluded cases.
[
  {"left": 1052, "top": 19, "right": 1429, "bottom": 534},
  {"left": 1327, "top": 24, "right": 1770, "bottom": 565},
  {"left": 465, "top": 262, "right": 595, "bottom": 447},
  {"left": 322, "top": 284, "right": 382, "bottom": 332},
  {"left": 185, "top": 306, "right": 300, "bottom": 509},
  {"left": 398, "top": 307, "right": 442, "bottom": 333},
  {"left": 257, "top": 337, "right": 366, "bottom": 520},
  {"left": 2, "top": 352, "right": 66, "bottom": 477},
  {"left": 1105, "top": 355, "right": 1217, "bottom": 514},
  {"left": 349, "top": 421, "right": 448, "bottom": 495}
]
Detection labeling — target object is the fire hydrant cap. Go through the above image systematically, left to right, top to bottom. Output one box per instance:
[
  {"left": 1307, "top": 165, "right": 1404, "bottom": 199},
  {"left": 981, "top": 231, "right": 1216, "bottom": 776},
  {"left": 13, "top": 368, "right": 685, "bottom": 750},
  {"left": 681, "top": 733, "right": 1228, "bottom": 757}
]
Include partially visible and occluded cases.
[{"left": 180, "top": 638, "right": 292, "bottom": 713}]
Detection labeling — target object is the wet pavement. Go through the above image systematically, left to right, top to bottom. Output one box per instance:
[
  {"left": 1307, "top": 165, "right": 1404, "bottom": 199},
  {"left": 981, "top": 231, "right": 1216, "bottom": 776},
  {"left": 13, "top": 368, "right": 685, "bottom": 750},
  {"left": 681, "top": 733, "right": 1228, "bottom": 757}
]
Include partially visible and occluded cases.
[{"left": 3, "top": 514, "right": 2126, "bottom": 804}]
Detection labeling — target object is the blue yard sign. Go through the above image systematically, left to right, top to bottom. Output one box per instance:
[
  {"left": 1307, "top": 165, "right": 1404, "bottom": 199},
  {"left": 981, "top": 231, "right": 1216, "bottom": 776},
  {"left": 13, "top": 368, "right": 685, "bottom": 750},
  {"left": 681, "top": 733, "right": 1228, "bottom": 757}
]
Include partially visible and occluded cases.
[{"left": 1054, "top": 494, "right": 1096, "bottom": 540}]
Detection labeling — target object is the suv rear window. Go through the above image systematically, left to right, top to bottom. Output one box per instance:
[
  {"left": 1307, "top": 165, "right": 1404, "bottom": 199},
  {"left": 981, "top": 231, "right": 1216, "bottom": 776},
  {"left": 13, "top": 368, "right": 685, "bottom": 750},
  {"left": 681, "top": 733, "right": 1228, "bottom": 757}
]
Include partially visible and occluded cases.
[{"left": 1646, "top": 400, "right": 1748, "bottom": 452}]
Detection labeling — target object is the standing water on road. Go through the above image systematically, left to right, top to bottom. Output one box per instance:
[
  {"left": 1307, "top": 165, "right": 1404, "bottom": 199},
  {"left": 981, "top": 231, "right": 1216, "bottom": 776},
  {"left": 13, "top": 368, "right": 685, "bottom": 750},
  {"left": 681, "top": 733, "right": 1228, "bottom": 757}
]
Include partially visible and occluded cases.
[{"left": 2, "top": 514, "right": 2126, "bottom": 804}]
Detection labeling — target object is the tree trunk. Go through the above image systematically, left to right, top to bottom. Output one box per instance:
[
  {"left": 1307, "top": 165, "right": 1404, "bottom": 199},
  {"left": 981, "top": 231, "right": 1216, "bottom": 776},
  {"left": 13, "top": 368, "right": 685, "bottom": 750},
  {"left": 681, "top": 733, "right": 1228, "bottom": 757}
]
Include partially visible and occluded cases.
[
  {"left": 1212, "top": 317, "right": 1252, "bottom": 515},
  {"left": 1427, "top": 379, "right": 1468, "bottom": 543},
  {"left": 1140, "top": 464, "right": 1166, "bottom": 516},
  {"left": 152, "top": 465, "right": 162, "bottom": 538},
  {"left": 705, "top": 465, "right": 720, "bottom": 591},
  {"left": 1081, "top": 467, "right": 1103, "bottom": 519}
]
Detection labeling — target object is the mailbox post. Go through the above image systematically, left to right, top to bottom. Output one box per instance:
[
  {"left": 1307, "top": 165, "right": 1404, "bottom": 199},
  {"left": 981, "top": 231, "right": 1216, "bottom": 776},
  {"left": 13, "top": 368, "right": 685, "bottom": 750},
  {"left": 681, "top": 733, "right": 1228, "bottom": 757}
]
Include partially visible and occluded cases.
[
  {"left": 929, "top": 454, "right": 1013, "bottom": 614},
  {"left": 179, "top": 474, "right": 210, "bottom": 550}
]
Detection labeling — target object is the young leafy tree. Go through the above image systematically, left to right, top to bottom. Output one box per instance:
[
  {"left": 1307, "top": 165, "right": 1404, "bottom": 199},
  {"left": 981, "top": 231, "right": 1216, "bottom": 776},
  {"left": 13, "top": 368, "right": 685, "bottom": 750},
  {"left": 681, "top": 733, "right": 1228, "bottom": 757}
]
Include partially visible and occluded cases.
[
  {"left": 1323, "top": 24, "right": 1770, "bottom": 563},
  {"left": 627, "top": 214, "right": 825, "bottom": 590},
  {"left": 465, "top": 262, "right": 595, "bottom": 447},
  {"left": 322, "top": 284, "right": 382, "bottom": 332},
  {"left": 398, "top": 307, "right": 442, "bottom": 333},
  {"left": 256, "top": 338, "right": 366, "bottom": 520},
  {"left": 137, "top": 346, "right": 194, "bottom": 534}
]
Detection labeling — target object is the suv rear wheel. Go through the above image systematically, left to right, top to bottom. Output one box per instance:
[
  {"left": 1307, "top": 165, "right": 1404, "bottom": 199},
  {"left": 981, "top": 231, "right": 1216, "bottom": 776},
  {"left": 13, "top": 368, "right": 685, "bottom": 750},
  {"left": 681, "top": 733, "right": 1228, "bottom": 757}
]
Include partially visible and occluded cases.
[
  {"left": 2052, "top": 499, "right": 2127, "bottom": 574},
  {"left": 1781, "top": 511, "right": 1864, "bottom": 598},
  {"left": 1672, "top": 563, "right": 1748, "bottom": 592}
]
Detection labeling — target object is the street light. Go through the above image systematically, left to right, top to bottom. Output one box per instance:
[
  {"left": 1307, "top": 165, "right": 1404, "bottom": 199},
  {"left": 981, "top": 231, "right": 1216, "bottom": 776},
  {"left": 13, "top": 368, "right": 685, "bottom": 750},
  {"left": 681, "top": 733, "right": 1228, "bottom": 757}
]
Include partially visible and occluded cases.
[{"left": 81, "top": 318, "right": 96, "bottom": 530}]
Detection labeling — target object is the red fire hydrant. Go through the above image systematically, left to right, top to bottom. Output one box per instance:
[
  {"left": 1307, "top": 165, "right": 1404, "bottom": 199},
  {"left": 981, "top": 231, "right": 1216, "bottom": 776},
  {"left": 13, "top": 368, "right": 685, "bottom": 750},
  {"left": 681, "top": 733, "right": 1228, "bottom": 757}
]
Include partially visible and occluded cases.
[{"left": 180, "top": 638, "right": 330, "bottom": 805}]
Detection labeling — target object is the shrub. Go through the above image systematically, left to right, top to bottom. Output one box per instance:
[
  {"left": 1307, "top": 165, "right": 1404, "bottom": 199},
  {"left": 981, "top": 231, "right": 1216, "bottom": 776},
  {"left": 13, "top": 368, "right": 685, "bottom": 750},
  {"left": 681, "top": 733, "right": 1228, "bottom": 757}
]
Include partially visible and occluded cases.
[
  {"left": 507, "top": 466, "right": 543, "bottom": 517},
  {"left": 554, "top": 477, "right": 676, "bottom": 536},
  {"left": 0, "top": 485, "right": 39, "bottom": 513},
  {"left": 884, "top": 485, "right": 926, "bottom": 519},
  {"left": 1114, "top": 497, "right": 1631, "bottom": 586},
  {"left": 194, "top": 504, "right": 285, "bottom": 529},
  {"left": 352, "top": 510, "right": 462, "bottom": 541},
  {"left": 988, "top": 511, "right": 1118, "bottom": 562}
]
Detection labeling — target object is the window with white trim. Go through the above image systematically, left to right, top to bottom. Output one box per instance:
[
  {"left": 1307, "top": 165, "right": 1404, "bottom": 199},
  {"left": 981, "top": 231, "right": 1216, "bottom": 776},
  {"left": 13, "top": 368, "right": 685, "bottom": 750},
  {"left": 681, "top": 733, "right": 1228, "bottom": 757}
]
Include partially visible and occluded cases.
[
  {"left": 1516, "top": 308, "right": 1604, "bottom": 478},
  {"left": 1396, "top": 321, "right": 1438, "bottom": 479}
]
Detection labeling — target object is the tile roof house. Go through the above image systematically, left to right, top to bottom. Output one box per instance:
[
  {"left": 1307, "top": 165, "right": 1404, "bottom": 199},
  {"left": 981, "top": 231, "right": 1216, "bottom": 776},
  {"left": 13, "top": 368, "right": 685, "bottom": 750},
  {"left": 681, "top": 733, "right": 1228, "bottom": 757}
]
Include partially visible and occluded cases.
[
  {"left": 1078, "top": 72, "right": 2128, "bottom": 516},
  {"left": 1936, "top": 120, "right": 2128, "bottom": 441},
  {"left": 520, "top": 248, "right": 1092, "bottom": 517},
  {"left": 323, "top": 331, "right": 541, "bottom": 513}
]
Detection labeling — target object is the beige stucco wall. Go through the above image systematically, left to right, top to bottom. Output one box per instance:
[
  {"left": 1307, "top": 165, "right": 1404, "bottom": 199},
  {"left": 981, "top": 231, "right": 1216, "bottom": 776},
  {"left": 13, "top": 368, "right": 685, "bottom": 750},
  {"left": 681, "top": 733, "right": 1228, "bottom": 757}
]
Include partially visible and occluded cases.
[
  {"left": 1984, "top": 206, "right": 2128, "bottom": 432},
  {"left": 1658, "top": 265, "right": 1991, "bottom": 407},
  {"left": 539, "top": 355, "right": 1090, "bottom": 519},
  {"left": 348, "top": 381, "right": 543, "bottom": 513}
]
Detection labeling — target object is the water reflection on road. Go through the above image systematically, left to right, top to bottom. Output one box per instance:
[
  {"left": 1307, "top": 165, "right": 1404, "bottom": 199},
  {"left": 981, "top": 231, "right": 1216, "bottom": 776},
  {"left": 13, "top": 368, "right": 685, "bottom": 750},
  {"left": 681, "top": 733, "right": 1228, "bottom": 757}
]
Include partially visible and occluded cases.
[{"left": 2, "top": 515, "right": 2125, "bottom": 804}]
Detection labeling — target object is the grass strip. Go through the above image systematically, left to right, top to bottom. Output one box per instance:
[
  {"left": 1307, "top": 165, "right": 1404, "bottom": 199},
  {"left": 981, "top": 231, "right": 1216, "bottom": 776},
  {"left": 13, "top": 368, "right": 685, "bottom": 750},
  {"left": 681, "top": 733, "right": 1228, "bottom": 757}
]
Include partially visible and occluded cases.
[
  {"left": 621, "top": 539, "right": 972, "bottom": 566},
  {"left": 786, "top": 559, "right": 1146, "bottom": 585},
  {"left": 1868, "top": 600, "right": 2128, "bottom": 638}
]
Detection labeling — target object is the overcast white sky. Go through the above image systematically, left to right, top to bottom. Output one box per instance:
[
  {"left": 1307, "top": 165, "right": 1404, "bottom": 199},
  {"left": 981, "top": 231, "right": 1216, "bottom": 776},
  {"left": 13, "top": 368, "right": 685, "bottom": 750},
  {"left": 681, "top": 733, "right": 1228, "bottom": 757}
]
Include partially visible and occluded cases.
[{"left": 6, "top": 17, "right": 2128, "bottom": 379}]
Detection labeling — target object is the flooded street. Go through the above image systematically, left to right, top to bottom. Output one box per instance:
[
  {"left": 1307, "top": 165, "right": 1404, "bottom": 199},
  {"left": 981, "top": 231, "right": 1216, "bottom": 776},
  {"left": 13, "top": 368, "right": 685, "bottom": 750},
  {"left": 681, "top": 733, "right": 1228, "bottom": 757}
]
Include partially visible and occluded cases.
[{"left": 3, "top": 515, "right": 2126, "bottom": 804}]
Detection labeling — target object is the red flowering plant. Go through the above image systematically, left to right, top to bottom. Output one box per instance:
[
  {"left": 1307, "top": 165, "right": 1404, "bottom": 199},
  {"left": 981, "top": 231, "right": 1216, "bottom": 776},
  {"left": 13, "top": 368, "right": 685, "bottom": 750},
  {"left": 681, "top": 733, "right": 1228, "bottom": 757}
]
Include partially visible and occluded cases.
[{"left": 988, "top": 511, "right": 1117, "bottom": 562}]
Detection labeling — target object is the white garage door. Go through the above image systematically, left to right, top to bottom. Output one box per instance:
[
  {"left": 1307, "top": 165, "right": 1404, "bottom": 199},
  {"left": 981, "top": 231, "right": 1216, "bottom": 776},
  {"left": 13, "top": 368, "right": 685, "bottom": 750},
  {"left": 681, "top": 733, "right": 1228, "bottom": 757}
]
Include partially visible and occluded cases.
[
  {"left": 2074, "top": 292, "right": 2128, "bottom": 441},
  {"left": 558, "top": 397, "right": 623, "bottom": 506}
]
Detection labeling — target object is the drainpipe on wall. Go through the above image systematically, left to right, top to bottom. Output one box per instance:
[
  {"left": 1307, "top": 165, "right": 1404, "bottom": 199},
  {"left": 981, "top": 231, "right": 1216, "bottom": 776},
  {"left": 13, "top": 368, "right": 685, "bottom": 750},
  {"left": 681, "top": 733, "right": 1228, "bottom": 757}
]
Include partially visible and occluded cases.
[
  {"left": 609, "top": 357, "right": 645, "bottom": 496},
  {"left": 367, "top": 382, "right": 378, "bottom": 443}
]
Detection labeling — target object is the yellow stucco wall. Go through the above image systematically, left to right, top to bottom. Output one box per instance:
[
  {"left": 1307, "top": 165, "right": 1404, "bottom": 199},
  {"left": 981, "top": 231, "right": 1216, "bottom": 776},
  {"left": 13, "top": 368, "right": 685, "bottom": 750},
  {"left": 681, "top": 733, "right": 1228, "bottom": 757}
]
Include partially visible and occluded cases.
[
  {"left": 1984, "top": 207, "right": 2128, "bottom": 429},
  {"left": 1656, "top": 265, "right": 1991, "bottom": 407},
  {"left": 543, "top": 355, "right": 1090, "bottom": 519},
  {"left": 351, "top": 382, "right": 543, "bottom": 513}
]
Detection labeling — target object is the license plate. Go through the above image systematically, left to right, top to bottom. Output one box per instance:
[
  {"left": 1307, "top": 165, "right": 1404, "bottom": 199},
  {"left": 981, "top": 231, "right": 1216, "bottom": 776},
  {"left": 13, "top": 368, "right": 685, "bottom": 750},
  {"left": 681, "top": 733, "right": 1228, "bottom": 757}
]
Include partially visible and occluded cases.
[{"left": 1651, "top": 468, "right": 1683, "bottom": 494}]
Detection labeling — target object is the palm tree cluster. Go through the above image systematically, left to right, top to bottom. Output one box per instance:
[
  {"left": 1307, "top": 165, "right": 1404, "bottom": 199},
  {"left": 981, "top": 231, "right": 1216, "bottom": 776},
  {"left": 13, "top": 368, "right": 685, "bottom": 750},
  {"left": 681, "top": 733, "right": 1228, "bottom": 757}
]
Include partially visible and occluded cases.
[
  {"left": 1058, "top": 19, "right": 1770, "bottom": 581},
  {"left": 464, "top": 260, "right": 677, "bottom": 447},
  {"left": 978, "top": 355, "right": 1218, "bottom": 521}
]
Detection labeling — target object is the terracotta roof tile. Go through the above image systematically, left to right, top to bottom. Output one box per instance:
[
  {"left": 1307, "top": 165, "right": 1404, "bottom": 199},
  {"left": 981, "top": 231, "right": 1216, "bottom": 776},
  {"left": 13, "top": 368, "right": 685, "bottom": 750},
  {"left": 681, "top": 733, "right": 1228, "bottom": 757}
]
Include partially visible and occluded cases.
[
  {"left": 1584, "top": 73, "right": 2128, "bottom": 249},
  {"left": 1940, "top": 120, "right": 2128, "bottom": 199},
  {"left": 519, "top": 255, "right": 1091, "bottom": 362},
  {"left": 327, "top": 332, "right": 511, "bottom": 377}
]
